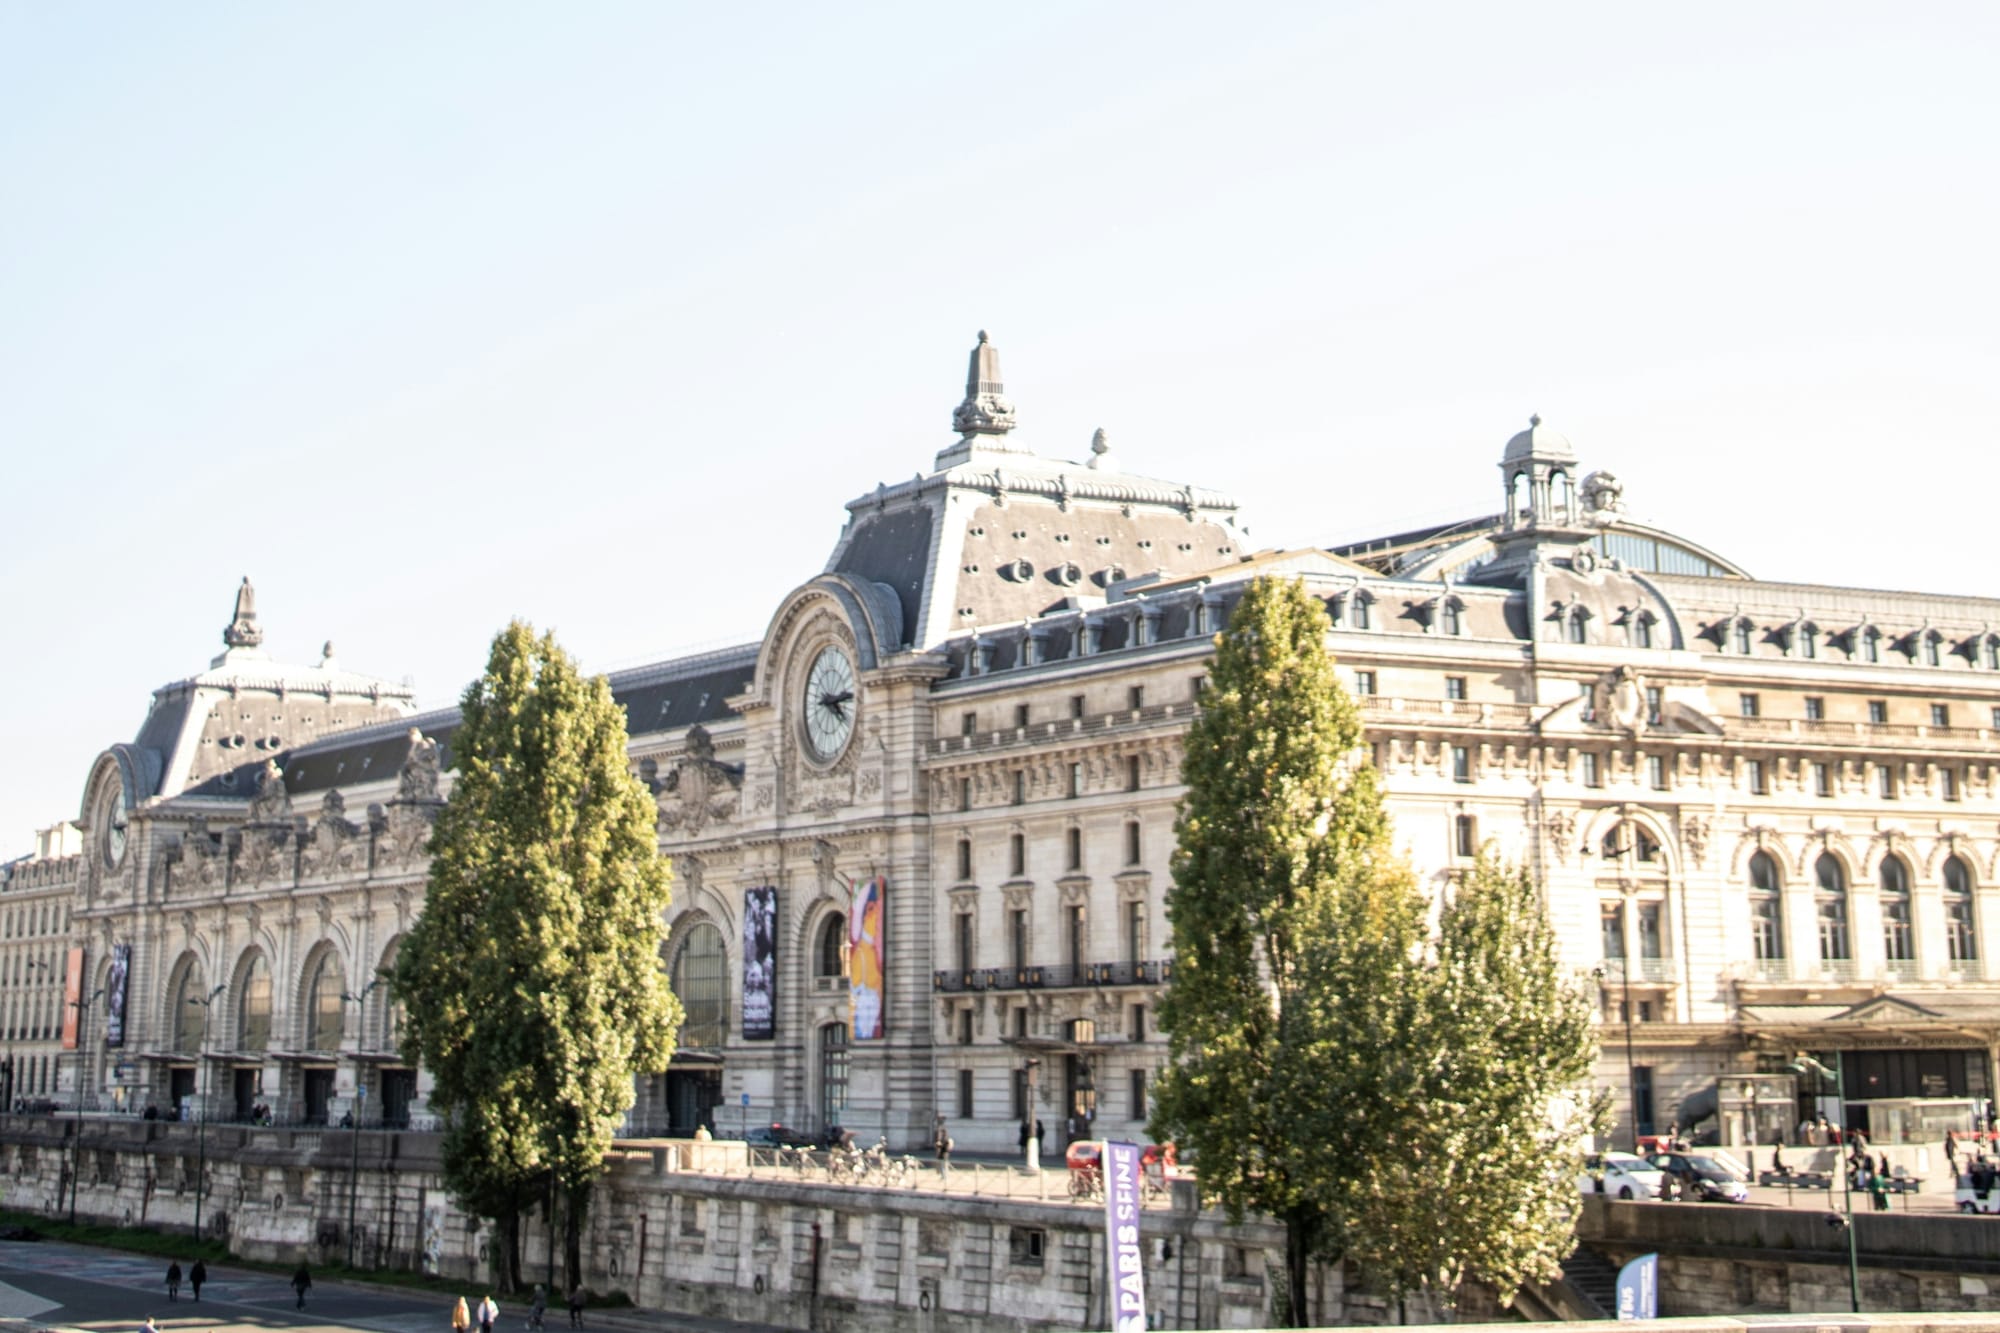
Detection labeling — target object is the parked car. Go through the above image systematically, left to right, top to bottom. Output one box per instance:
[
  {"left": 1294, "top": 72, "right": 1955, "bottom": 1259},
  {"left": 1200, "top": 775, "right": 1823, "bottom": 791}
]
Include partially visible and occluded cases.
[
  {"left": 1580, "top": 1151, "right": 1667, "bottom": 1200},
  {"left": 1647, "top": 1151, "right": 1750, "bottom": 1203}
]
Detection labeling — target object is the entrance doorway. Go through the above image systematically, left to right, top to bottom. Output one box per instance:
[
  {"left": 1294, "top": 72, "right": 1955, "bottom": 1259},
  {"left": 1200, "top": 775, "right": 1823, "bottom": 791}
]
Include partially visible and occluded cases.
[
  {"left": 1064, "top": 1019, "right": 1097, "bottom": 1145},
  {"left": 168, "top": 1067, "right": 195, "bottom": 1119},
  {"left": 233, "top": 1067, "right": 261, "bottom": 1121},
  {"left": 303, "top": 1067, "right": 336, "bottom": 1124},
  {"left": 379, "top": 1069, "right": 417, "bottom": 1128},
  {"left": 665, "top": 1069, "right": 721, "bottom": 1137}
]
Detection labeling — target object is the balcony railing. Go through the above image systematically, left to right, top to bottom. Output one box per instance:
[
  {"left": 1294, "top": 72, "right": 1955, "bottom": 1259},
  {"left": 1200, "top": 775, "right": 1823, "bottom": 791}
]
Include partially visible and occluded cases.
[
  {"left": 928, "top": 705, "right": 1193, "bottom": 758},
  {"left": 1731, "top": 716, "right": 1996, "bottom": 748},
  {"left": 933, "top": 959, "right": 1172, "bottom": 994}
]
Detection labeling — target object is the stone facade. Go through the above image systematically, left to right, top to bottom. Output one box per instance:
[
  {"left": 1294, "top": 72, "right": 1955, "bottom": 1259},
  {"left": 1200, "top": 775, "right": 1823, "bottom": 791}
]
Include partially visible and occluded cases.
[{"left": 7, "top": 334, "right": 2000, "bottom": 1161}]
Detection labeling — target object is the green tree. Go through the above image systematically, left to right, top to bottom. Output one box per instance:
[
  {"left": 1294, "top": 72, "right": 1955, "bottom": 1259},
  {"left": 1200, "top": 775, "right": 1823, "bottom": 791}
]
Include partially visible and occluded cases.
[
  {"left": 1150, "top": 576, "right": 1429, "bottom": 1327},
  {"left": 395, "top": 621, "right": 683, "bottom": 1291},
  {"left": 1346, "top": 854, "right": 1604, "bottom": 1317}
]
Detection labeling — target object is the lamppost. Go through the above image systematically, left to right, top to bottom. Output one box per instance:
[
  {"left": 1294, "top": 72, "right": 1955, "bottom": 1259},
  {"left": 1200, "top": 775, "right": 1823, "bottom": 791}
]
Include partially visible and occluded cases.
[
  {"left": 339, "top": 978, "right": 385, "bottom": 1269},
  {"left": 186, "top": 984, "right": 226, "bottom": 1243},
  {"left": 66, "top": 986, "right": 104, "bottom": 1227},
  {"left": 1792, "top": 1052, "right": 1860, "bottom": 1313},
  {"left": 1022, "top": 1058, "right": 1041, "bottom": 1171}
]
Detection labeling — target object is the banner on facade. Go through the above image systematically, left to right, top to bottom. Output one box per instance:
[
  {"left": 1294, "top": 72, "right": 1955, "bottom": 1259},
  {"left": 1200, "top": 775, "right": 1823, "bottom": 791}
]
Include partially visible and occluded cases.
[
  {"left": 849, "top": 876, "right": 886, "bottom": 1041},
  {"left": 743, "top": 885, "right": 777, "bottom": 1040},
  {"left": 104, "top": 944, "right": 132, "bottom": 1048},
  {"left": 60, "top": 947, "right": 85, "bottom": 1050},
  {"left": 1102, "top": 1140, "right": 1146, "bottom": 1333},
  {"left": 1615, "top": 1252, "right": 1658, "bottom": 1320}
]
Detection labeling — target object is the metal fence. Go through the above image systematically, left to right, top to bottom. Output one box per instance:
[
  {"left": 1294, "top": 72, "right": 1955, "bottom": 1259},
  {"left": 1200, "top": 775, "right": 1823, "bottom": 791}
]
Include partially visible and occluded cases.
[{"left": 722, "top": 1145, "right": 1178, "bottom": 1207}]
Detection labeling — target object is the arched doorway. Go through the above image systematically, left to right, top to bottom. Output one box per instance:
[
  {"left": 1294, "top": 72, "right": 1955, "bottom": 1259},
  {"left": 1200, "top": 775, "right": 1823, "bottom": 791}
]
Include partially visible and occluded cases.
[{"left": 664, "top": 922, "right": 726, "bottom": 1136}]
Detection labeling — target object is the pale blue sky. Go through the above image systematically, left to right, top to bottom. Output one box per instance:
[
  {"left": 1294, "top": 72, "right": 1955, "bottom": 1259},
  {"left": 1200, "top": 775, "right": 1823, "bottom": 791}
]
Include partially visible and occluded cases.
[{"left": 4, "top": 3, "right": 1998, "bottom": 851}]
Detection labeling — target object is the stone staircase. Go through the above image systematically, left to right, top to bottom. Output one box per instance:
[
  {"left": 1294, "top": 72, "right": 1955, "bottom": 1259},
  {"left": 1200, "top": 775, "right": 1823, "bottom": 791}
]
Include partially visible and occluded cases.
[{"left": 1557, "top": 1246, "right": 1621, "bottom": 1318}]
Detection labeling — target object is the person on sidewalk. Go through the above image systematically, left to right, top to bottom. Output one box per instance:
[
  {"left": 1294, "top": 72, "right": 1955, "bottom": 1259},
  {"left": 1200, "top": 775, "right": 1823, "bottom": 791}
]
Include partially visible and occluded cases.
[
  {"left": 932, "top": 1115, "right": 953, "bottom": 1182},
  {"left": 190, "top": 1260, "right": 206, "bottom": 1302},
  {"left": 165, "top": 1261, "right": 181, "bottom": 1302},
  {"left": 291, "top": 1264, "right": 312, "bottom": 1311},
  {"left": 529, "top": 1285, "right": 547, "bottom": 1332},
  {"left": 567, "top": 1285, "right": 585, "bottom": 1329},
  {"left": 478, "top": 1293, "right": 498, "bottom": 1333},
  {"left": 452, "top": 1296, "right": 471, "bottom": 1333},
  {"left": 141, "top": 1317, "right": 159, "bottom": 1333}
]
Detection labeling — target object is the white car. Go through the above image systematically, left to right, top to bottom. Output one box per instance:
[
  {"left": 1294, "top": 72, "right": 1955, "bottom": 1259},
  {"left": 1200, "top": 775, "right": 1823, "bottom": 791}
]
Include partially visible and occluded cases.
[{"left": 1580, "top": 1152, "right": 1667, "bottom": 1201}]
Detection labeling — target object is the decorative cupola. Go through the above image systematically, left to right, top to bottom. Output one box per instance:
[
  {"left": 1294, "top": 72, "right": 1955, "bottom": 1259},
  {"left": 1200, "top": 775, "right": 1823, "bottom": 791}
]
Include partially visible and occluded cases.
[{"left": 1499, "top": 414, "right": 1581, "bottom": 530}]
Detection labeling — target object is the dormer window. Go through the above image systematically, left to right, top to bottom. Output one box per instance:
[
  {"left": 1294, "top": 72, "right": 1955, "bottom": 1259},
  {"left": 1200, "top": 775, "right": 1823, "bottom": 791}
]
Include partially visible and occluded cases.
[
  {"left": 1350, "top": 594, "right": 1372, "bottom": 631},
  {"left": 1440, "top": 601, "right": 1463, "bottom": 637},
  {"left": 1567, "top": 605, "right": 1590, "bottom": 645},
  {"left": 1633, "top": 612, "right": 1655, "bottom": 650},
  {"left": 1733, "top": 619, "right": 1752, "bottom": 655},
  {"left": 1800, "top": 623, "right": 1819, "bottom": 660},
  {"left": 1862, "top": 626, "right": 1881, "bottom": 663},
  {"left": 1924, "top": 632, "right": 1942, "bottom": 668},
  {"left": 1985, "top": 636, "right": 2000, "bottom": 671}
]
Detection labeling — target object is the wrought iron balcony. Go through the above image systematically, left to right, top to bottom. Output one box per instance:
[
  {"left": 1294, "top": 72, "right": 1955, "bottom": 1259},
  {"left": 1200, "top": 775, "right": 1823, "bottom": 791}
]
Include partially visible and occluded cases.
[{"left": 932, "top": 959, "right": 1172, "bottom": 994}]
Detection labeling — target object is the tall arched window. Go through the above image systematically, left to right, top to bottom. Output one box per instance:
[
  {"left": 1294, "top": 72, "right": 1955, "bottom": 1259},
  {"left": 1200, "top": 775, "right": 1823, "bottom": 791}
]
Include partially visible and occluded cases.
[
  {"left": 1551, "top": 470, "right": 1572, "bottom": 522},
  {"left": 1510, "top": 471, "right": 1530, "bottom": 523},
  {"left": 1351, "top": 595, "right": 1371, "bottom": 631},
  {"left": 1441, "top": 601, "right": 1462, "bottom": 637},
  {"left": 1568, "top": 606, "right": 1589, "bottom": 644},
  {"left": 1634, "top": 613, "right": 1655, "bottom": 650},
  {"left": 1734, "top": 619, "right": 1753, "bottom": 655},
  {"left": 1800, "top": 624, "right": 1818, "bottom": 660},
  {"left": 1863, "top": 627, "right": 1881, "bottom": 663},
  {"left": 1925, "top": 632, "right": 1942, "bottom": 667},
  {"left": 1749, "top": 852, "right": 1784, "bottom": 961},
  {"left": 1815, "top": 854, "right": 1850, "bottom": 961},
  {"left": 1945, "top": 855, "right": 1978, "bottom": 963},
  {"left": 1879, "top": 856, "right": 1913, "bottom": 963},
  {"left": 816, "top": 913, "right": 847, "bottom": 979},
  {"left": 671, "top": 922, "right": 727, "bottom": 1048},
  {"left": 376, "top": 938, "right": 406, "bottom": 1050},
  {"left": 237, "top": 952, "right": 271, "bottom": 1052},
  {"left": 307, "top": 952, "right": 345, "bottom": 1051},
  {"left": 170, "top": 959, "right": 207, "bottom": 1055},
  {"left": 818, "top": 1023, "right": 849, "bottom": 1129}
]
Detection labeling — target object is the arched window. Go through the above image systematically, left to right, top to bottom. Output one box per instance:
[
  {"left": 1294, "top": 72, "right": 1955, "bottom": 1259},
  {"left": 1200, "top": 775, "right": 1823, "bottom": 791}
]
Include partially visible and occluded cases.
[
  {"left": 1551, "top": 470, "right": 1572, "bottom": 522},
  {"left": 1510, "top": 471, "right": 1530, "bottom": 523},
  {"left": 1351, "top": 595, "right": 1372, "bottom": 631},
  {"left": 1441, "top": 601, "right": 1462, "bottom": 637},
  {"left": 1568, "top": 606, "right": 1589, "bottom": 645},
  {"left": 1634, "top": 613, "right": 1654, "bottom": 650},
  {"left": 1733, "top": 619, "right": 1753, "bottom": 655},
  {"left": 1800, "top": 624, "right": 1818, "bottom": 660},
  {"left": 1863, "top": 627, "right": 1881, "bottom": 663},
  {"left": 1924, "top": 632, "right": 1942, "bottom": 668},
  {"left": 1985, "top": 637, "right": 2000, "bottom": 671},
  {"left": 1635, "top": 827, "right": 1661, "bottom": 864},
  {"left": 1749, "top": 852, "right": 1783, "bottom": 961},
  {"left": 1815, "top": 854, "right": 1850, "bottom": 961},
  {"left": 1945, "top": 855, "right": 1978, "bottom": 963},
  {"left": 1879, "top": 856, "right": 1912, "bottom": 963},
  {"left": 816, "top": 913, "right": 847, "bottom": 979},
  {"left": 670, "top": 922, "right": 727, "bottom": 1049},
  {"left": 376, "top": 938, "right": 406, "bottom": 1050},
  {"left": 237, "top": 952, "right": 271, "bottom": 1052},
  {"left": 306, "top": 952, "right": 345, "bottom": 1051},
  {"left": 170, "top": 959, "right": 207, "bottom": 1055},
  {"left": 818, "top": 1023, "right": 849, "bottom": 1129}
]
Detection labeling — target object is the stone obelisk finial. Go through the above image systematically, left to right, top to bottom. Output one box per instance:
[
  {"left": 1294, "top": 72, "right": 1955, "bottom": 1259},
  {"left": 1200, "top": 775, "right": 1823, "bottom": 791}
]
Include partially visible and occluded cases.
[
  {"left": 950, "top": 330, "right": 1017, "bottom": 437},
  {"left": 222, "top": 577, "right": 264, "bottom": 649}
]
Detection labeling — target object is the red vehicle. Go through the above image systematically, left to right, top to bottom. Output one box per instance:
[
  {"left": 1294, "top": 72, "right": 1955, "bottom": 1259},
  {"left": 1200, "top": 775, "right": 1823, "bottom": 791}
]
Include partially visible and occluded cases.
[{"left": 1065, "top": 1141, "right": 1176, "bottom": 1201}]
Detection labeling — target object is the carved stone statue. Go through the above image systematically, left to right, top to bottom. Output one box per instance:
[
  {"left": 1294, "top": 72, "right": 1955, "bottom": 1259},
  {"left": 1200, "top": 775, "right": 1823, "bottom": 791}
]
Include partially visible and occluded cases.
[
  {"left": 1581, "top": 470, "right": 1626, "bottom": 515},
  {"left": 1603, "top": 664, "right": 1647, "bottom": 732},
  {"left": 658, "top": 725, "right": 744, "bottom": 835},
  {"left": 398, "top": 730, "right": 442, "bottom": 801},
  {"left": 248, "top": 759, "right": 291, "bottom": 823},
  {"left": 1545, "top": 809, "right": 1576, "bottom": 864}
]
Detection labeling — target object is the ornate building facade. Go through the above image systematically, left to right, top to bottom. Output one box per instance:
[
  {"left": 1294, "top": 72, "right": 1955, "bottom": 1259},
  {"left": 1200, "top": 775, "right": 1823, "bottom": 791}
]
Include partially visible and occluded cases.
[{"left": 8, "top": 336, "right": 1998, "bottom": 1155}]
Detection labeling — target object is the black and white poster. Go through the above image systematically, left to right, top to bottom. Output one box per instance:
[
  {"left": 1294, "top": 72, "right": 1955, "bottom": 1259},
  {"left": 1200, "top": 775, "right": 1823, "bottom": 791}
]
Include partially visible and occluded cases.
[
  {"left": 742, "top": 885, "right": 777, "bottom": 1040},
  {"left": 105, "top": 944, "right": 132, "bottom": 1048}
]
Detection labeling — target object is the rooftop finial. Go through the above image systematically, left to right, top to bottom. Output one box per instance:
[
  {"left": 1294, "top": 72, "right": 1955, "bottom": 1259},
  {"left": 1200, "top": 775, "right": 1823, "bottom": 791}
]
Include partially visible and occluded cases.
[
  {"left": 951, "top": 329, "right": 1016, "bottom": 437},
  {"left": 1529, "top": 412, "right": 1541, "bottom": 428},
  {"left": 1088, "top": 427, "right": 1112, "bottom": 470},
  {"left": 222, "top": 577, "right": 264, "bottom": 650}
]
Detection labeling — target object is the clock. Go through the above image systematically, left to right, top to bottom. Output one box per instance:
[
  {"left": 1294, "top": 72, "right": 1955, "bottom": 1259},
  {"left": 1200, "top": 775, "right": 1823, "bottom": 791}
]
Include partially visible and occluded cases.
[
  {"left": 802, "top": 645, "right": 858, "bottom": 762},
  {"left": 97, "top": 779, "right": 128, "bottom": 870}
]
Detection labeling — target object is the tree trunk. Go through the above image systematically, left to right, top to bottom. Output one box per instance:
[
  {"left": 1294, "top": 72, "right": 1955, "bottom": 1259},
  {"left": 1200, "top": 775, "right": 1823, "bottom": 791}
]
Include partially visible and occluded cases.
[
  {"left": 564, "top": 1180, "right": 590, "bottom": 1295},
  {"left": 495, "top": 1196, "right": 523, "bottom": 1294},
  {"left": 1284, "top": 1209, "right": 1312, "bottom": 1329}
]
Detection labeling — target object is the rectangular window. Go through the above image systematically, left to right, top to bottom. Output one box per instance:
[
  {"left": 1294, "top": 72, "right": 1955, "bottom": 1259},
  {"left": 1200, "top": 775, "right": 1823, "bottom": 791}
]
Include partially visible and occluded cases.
[
  {"left": 1354, "top": 669, "right": 1377, "bottom": 696},
  {"left": 1192, "top": 675, "right": 1207, "bottom": 697},
  {"left": 1445, "top": 676, "right": 1467, "bottom": 701},
  {"left": 1128, "top": 685, "right": 1145, "bottom": 711},
  {"left": 1645, "top": 686, "right": 1662, "bottom": 725},
  {"left": 1739, "top": 692, "right": 1760, "bottom": 719},
  {"left": 1071, "top": 694, "right": 1086, "bottom": 720},
  {"left": 1805, "top": 696, "right": 1824, "bottom": 721},
  {"left": 1869, "top": 700, "right": 1888, "bottom": 724},
  {"left": 1015, "top": 703, "right": 1031, "bottom": 729},
  {"left": 1933, "top": 703, "right": 1951, "bottom": 728},
  {"left": 1993, "top": 705, "right": 2000, "bottom": 730},
  {"left": 962, "top": 712, "right": 977, "bottom": 736},
  {"left": 1451, "top": 746, "right": 1471, "bottom": 783},
  {"left": 1581, "top": 752, "right": 1601, "bottom": 789},
  {"left": 1126, "top": 755, "right": 1141, "bottom": 792},
  {"left": 1648, "top": 755, "right": 1667, "bottom": 790},
  {"left": 1746, "top": 759, "right": 1766, "bottom": 795},
  {"left": 1069, "top": 762, "right": 1083, "bottom": 799},
  {"left": 1813, "top": 762, "right": 1832, "bottom": 797},
  {"left": 1877, "top": 765, "right": 1896, "bottom": 799},
  {"left": 1943, "top": 767, "right": 1961, "bottom": 802},
  {"left": 1013, "top": 770, "right": 1025, "bottom": 805},
  {"left": 959, "top": 777, "right": 972, "bottom": 812},
  {"left": 1453, "top": 814, "right": 1476, "bottom": 858},
  {"left": 1125, "top": 820, "right": 1142, "bottom": 865},
  {"left": 1066, "top": 827, "right": 1082, "bottom": 871},
  {"left": 1009, "top": 833, "right": 1026, "bottom": 877},
  {"left": 957, "top": 839, "right": 972, "bottom": 882},
  {"left": 1126, "top": 901, "right": 1146, "bottom": 964},
  {"left": 1600, "top": 902, "right": 1625, "bottom": 960},
  {"left": 1638, "top": 903, "right": 1663, "bottom": 959},
  {"left": 1065, "top": 904, "right": 1086, "bottom": 971},
  {"left": 1010, "top": 909, "right": 1028, "bottom": 971},
  {"left": 956, "top": 913, "right": 974, "bottom": 975},
  {"left": 1637, "top": 1000, "right": 1655, "bottom": 1023},
  {"left": 1130, "top": 1003, "right": 1146, "bottom": 1042},
  {"left": 1013, "top": 1007, "right": 1028, "bottom": 1039},
  {"left": 957, "top": 1008, "right": 973, "bottom": 1045},
  {"left": 1632, "top": 1066, "right": 1656, "bottom": 1137},
  {"left": 958, "top": 1068, "right": 974, "bottom": 1118},
  {"left": 1011, "top": 1068, "right": 1028, "bottom": 1120},
  {"left": 1129, "top": 1069, "right": 1147, "bottom": 1120},
  {"left": 1009, "top": 1227, "right": 1046, "bottom": 1268}
]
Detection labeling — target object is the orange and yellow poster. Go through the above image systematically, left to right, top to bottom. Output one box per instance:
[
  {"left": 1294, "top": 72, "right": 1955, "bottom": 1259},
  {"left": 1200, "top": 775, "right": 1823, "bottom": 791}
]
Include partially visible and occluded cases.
[
  {"left": 848, "top": 876, "right": 885, "bottom": 1040},
  {"left": 59, "top": 946, "right": 85, "bottom": 1050}
]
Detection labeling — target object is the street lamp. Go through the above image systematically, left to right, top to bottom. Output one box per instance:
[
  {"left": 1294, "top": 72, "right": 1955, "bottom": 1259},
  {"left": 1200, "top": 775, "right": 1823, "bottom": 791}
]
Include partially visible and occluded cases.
[
  {"left": 339, "top": 978, "right": 385, "bottom": 1269},
  {"left": 186, "top": 984, "right": 227, "bottom": 1243},
  {"left": 66, "top": 986, "right": 105, "bottom": 1226},
  {"left": 1791, "top": 1052, "right": 1860, "bottom": 1314},
  {"left": 1022, "top": 1058, "right": 1041, "bottom": 1172}
]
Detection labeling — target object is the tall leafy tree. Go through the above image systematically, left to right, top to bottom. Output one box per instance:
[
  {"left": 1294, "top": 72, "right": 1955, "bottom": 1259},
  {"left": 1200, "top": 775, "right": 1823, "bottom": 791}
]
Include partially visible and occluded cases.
[
  {"left": 1150, "top": 576, "right": 1428, "bottom": 1326},
  {"left": 396, "top": 621, "right": 682, "bottom": 1291},
  {"left": 1348, "top": 854, "right": 1604, "bottom": 1316}
]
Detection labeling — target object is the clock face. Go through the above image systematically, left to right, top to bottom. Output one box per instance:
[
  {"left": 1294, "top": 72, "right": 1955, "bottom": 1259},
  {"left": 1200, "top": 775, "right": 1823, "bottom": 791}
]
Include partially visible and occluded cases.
[
  {"left": 802, "top": 645, "right": 858, "bottom": 762},
  {"left": 98, "top": 781, "right": 128, "bottom": 870}
]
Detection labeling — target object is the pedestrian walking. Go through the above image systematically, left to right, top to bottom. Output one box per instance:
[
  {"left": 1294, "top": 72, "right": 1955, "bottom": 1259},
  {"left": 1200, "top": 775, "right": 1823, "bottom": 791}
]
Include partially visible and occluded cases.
[
  {"left": 932, "top": 1115, "right": 953, "bottom": 1182},
  {"left": 1947, "top": 1129, "right": 1961, "bottom": 1172},
  {"left": 190, "top": 1260, "right": 206, "bottom": 1302},
  {"left": 165, "top": 1261, "right": 181, "bottom": 1302},
  {"left": 291, "top": 1264, "right": 312, "bottom": 1311},
  {"left": 529, "top": 1284, "right": 547, "bottom": 1332},
  {"left": 567, "top": 1285, "right": 585, "bottom": 1329},
  {"left": 478, "top": 1293, "right": 498, "bottom": 1333},
  {"left": 452, "top": 1296, "right": 471, "bottom": 1333},
  {"left": 142, "top": 1317, "right": 159, "bottom": 1333}
]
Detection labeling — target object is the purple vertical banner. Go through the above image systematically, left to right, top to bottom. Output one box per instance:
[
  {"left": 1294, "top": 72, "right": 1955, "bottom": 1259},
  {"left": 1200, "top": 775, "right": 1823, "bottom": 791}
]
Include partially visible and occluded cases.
[
  {"left": 742, "top": 886, "right": 777, "bottom": 1040},
  {"left": 1102, "top": 1140, "right": 1146, "bottom": 1333}
]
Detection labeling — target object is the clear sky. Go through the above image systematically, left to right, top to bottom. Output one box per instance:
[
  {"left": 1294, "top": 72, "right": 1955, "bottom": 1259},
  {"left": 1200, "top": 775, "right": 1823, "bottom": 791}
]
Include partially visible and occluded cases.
[{"left": 3, "top": 3, "right": 1997, "bottom": 853}]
